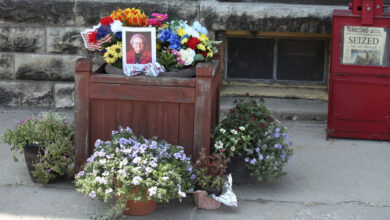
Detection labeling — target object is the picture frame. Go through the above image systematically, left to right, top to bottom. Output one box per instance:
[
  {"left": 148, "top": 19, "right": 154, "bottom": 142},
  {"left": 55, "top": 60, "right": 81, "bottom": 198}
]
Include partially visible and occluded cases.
[{"left": 122, "top": 27, "right": 156, "bottom": 75}]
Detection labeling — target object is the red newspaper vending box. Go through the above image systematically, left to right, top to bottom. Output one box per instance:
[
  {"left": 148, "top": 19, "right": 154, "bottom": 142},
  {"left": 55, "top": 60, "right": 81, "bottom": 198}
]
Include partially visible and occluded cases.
[{"left": 328, "top": 0, "right": 390, "bottom": 140}]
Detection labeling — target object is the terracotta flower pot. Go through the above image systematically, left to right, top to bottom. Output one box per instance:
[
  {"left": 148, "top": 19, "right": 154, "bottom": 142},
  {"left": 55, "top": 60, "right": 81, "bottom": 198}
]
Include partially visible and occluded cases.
[
  {"left": 113, "top": 184, "right": 157, "bottom": 216},
  {"left": 193, "top": 190, "right": 221, "bottom": 209},
  {"left": 123, "top": 198, "right": 157, "bottom": 216}
]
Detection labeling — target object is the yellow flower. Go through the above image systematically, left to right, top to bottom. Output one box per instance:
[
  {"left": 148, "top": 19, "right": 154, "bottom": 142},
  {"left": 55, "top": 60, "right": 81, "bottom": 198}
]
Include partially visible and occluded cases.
[
  {"left": 177, "top": 28, "right": 186, "bottom": 37},
  {"left": 199, "top": 33, "right": 209, "bottom": 42},
  {"left": 181, "top": 37, "right": 188, "bottom": 44},
  {"left": 108, "top": 43, "right": 122, "bottom": 59},
  {"left": 156, "top": 43, "right": 161, "bottom": 51},
  {"left": 197, "top": 43, "right": 206, "bottom": 51},
  {"left": 104, "top": 50, "right": 117, "bottom": 64},
  {"left": 207, "top": 52, "right": 213, "bottom": 58}
]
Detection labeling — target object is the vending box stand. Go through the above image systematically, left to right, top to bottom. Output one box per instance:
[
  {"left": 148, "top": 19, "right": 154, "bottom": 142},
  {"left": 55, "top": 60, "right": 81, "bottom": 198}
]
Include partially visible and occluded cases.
[{"left": 328, "top": 0, "right": 390, "bottom": 140}]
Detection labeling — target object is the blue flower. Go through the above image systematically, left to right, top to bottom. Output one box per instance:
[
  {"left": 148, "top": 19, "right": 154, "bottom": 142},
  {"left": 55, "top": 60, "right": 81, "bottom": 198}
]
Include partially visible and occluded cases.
[
  {"left": 192, "top": 21, "right": 208, "bottom": 34},
  {"left": 159, "top": 29, "right": 173, "bottom": 42},
  {"left": 115, "top": 31, "right": 122, "bottom": 40},
  {"left": 167, "top": 33, "right": 181, "bottom": 50},
  {"left": 275, "top": 128, "right": 281, "bottom": 132},
  {"left": 274, "top": 132, "right": 280, "bottom": 138},
  {"left": 283, "top": 133, "right": 289, "bottom": 139},
  {"left": 274, "top": 144, "right": 281, "bottom": 149},
  {"left": 255, "top": 148, "right": 260, "bottom": 152},
  {"left": 258, "top": 154, "right": 264, "bottom": 160},
  {"left": 244, "top": 157, "right": 249, "bottom": 163},
  {"left": 250, "top": 158, "right": 257, "bottom": 165},
  {"left": 186, "top": 166, "right": 192, "bottom": 172},
  {"left": 191, "top": 174, "right": 195, "bottom": 180}
]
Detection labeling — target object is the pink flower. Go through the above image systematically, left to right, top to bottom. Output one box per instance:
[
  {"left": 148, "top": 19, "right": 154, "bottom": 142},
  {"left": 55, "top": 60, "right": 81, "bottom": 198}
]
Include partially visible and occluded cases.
[
  {"left": 151, "top": 13, "right": 168, "bottom": 21},
  {"left": 147, "top": 18, "right": 162, "bottom": 27},
  {"left": 44, "top": 150, "right": 48, "bottom": 154},
  {"left": 62, "top": 156, "right": 67, "bottom": 159},
  {"left": 36, "top": 163, "right": 40, "bottom": 166},
  {"left": 48, "top": 169, "right": 51, "bottom": 172}
]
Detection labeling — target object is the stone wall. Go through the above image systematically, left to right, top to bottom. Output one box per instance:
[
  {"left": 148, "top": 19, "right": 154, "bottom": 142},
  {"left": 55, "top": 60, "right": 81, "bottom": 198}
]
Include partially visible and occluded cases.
[{"left": 0, "top": 0, "right": 342, "bottom": 109}]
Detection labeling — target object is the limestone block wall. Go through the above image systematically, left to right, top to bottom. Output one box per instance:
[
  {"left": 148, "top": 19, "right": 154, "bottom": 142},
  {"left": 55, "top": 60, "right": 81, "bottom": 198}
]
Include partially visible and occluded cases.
[{"left": 0, "top": 0, "right": 341, "bottom": 109}]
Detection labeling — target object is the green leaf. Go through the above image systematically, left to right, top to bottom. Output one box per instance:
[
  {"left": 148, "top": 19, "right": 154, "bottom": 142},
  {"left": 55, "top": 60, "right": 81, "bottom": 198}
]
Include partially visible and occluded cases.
[{"left": 194, "top": 54, "right": 204, "bottom": 62}]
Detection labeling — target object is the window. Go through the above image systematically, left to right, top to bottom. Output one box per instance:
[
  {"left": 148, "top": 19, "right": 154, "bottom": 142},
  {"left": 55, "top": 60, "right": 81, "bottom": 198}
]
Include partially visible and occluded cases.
[{"left": 227, "top": 34, "right": 329, "bottom": 83}]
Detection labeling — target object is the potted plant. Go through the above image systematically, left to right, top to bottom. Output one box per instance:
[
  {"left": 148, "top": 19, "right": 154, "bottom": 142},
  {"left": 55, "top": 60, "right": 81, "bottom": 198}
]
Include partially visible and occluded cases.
[
  {"left": 80, "top": 8, "right": 219, "bottom": 76},
  {"left": 211, "top": 94, "right": 294, "bottom": 184},
  {"left": 1, "top": 112, "right": 75, "bottom": 185},
  {"left": 75, "top": 127, "right": 194, "bottom": 216},
  {"left": 193, "top": 148, "right": 230, "bottom": 209}
]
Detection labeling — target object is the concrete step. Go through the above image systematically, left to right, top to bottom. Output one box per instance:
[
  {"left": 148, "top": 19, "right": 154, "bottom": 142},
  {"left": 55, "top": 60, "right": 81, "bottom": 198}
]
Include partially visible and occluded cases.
[{"left": 220, "top": 96, "right": 328, "bottom": 121}]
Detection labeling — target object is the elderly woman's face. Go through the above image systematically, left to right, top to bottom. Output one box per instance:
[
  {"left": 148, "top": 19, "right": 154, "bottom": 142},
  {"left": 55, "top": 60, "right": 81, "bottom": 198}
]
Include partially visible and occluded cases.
[{"left": 131, "top": 37, "right": 145, "bottom": 54}]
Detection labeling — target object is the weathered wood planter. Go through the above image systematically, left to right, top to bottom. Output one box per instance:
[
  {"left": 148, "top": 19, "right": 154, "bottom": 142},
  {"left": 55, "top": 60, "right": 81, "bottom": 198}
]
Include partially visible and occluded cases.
[{"left": 74, "top": 60, "right": 221, "bottom": 172}]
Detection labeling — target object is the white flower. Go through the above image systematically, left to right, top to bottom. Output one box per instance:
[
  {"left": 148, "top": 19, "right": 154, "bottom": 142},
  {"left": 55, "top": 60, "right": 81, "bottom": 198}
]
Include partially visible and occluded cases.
[
  {"left": 110, "top": 20, "right": 123, "bottom": 33},
  {"left": 184, "top": 24, "right": 200, "bottom": 38},
  {"left": 179, "top": 48, "right": 195, "bottom": 66},
  {"left": 239, "top": 126, "right": 245, "bottom": 131},
  {"left": 219, "top": 128, "right": 226, "bottom": 134},
  {"left": 231, "top": 129, "right": 238, "bottom": 135},
  {"left": 214, "top": 140, "right": 223, "bottom": 149},
  {"left": 231, "top": 146, "right": 236, "bottom": 151},
  {"left": 132, "top": 157, "right": 141, "bottom": 164},
  {"left": 99, "top": 159, "right": 106, "bottom": 165},
  {"left": 119, "top": 159, "right": 128, "bottom": 168},
  {"left": 150, "top": 161, "right": 157, "bottom": 168},
  {"left": 145, "top": 167, "right": 153, "bottom": 173},
  {"left": 92, "top": 169, "right": 97, "bottom": 176},
  {"left": 118, "top": 169, "right": 126, "bottom": 175},
  {"left": 102, "top": 171, "right": 110, "bottom": 176},
  {"left": 132, "top": 176, "right": 142, "bottom": 185},
  {"left": 161, "top": 176, "right": 169, "bottom": 181},
  {"left": 95, "top": 177, "right": 107, "bottom": 184},
  {"left": 148, "top": 186, "right": 157, "bottom": 196},
  {"left": 105, "top": 188, "right": 113, "bottom": 194},
  {"left": 178, "top": 191, "right": 186, "bottom": 198}
]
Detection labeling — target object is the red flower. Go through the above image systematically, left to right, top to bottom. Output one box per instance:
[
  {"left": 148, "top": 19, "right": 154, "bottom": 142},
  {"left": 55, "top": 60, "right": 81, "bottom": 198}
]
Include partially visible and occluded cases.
[
  {"left": 100, "top": 16, "right": 114, "bottom": 26},
  {"left": 88, "top": 31, "right": 98, "bottom": 44},
  {"left": 186, "top": 37, "right": 201, "bottom": 50},
  {"left": 201, "top": 52, "right": 207, "bottom": 57},
  {"left": 245, "top": 92, "right": 250, "bottom": 97},
  {"left": 230, "top": 108, "right": 236, "bottom": 114},
  {"left": 260, "top": 122, "right": 266, "bottom": 129}
]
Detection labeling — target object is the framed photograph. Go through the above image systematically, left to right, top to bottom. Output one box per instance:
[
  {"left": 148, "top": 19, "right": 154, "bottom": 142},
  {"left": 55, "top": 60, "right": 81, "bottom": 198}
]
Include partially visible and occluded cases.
[{"left": 122, "top": 27, "right": 156, "bottom": 75}]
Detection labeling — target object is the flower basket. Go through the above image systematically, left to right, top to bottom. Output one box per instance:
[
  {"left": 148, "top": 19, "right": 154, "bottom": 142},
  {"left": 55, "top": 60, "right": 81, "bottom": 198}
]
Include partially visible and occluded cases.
[
  {"left": 227, "top": 154, "right": 257, "bottom": 185},
  {"left": 121, "top": 187, "right": 157, "bottom": 216},
  {"left": 193, "top": 190, "right": 221, "bottom": 209}
]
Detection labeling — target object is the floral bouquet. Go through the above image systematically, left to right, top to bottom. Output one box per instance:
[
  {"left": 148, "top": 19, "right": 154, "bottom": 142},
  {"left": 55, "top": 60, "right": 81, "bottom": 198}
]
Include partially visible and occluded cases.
[
  {"left": 80, "top": 7, "right": 219, "bottom": 75},
  {"left": 156, "top": 20, "right": 219, "bottom": 71},
  {"left": 211, "top": 95, "right": 293, "bottom": 182},
  {"left": 75, "top": 127, "right": 194, "bottom": 206}
]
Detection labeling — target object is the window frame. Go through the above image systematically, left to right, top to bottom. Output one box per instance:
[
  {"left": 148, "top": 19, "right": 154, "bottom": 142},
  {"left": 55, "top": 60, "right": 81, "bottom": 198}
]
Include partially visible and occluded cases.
[{"left": 224, "top": 31, "right": 331, "bottom": 85}]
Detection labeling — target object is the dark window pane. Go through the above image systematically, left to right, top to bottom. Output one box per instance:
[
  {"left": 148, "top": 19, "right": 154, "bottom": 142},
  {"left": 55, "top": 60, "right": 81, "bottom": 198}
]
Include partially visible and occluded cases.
[
  {"left": 228, "top": 38, "right": 274, "bottom": 79},
  {"left": 277, "top": 39, "right": 325, "bottom": 81}
]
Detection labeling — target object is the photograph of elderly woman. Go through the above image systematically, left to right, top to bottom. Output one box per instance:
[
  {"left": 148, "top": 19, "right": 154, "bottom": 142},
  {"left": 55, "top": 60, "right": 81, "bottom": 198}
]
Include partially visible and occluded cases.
[{"left": 126, "top": 32, "right": 152, "bottom": 64}]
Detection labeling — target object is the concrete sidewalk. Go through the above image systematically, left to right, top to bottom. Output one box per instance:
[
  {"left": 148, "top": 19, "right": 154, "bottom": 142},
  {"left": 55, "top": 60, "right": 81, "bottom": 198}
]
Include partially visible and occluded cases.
[{"left": 0, "top": 108, "right": 389, "bottom": 220}]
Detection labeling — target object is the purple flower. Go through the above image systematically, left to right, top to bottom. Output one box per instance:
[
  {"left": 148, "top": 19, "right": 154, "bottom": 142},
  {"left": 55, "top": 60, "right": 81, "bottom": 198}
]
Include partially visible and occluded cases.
[
  {"left": 126, "top": 127, "right": 133, "bottom": 133},
  {"left": 275, "top": 128, "right": 280, "bottom": 132},
  {"left": 274, "top": 132, "right": 280, "bottom": 138},
  {"left": 282, "top": 133, "right": 289, "bottom": 139},
  {"left": 119, "top": 138, "right": 127, "bottom": 145},
  {"left": 94, "top": 139, "right": 103, "bottom": 148},
  {"left": 287, "top": 142, "right": 292, "bottom": 146},
  {"left": 257, "top": 143, "right": 262, "bottom": 148},
  {"left": 274, "top": 144, "right": 281, "bottom": 149},
  {"left": 255, "top": 148, "right": 260, "bottom": 152},
  {"left": 44, "top": 150, "right": 48, "bottom": 154},
  {"left": 173, "top": 152, "right": 181, "bottom": 159},
  {"left": 258, "top": 154, "right": 264, "bottom": 160},
  {"left": 62, "top": 155, "right": 67, "bottom": 159},
  {"left": 87, "top": 155, "right": 95, "bottom": 163},
  {"left": 132, "top": 157, "right": 141, "bottom": 164},
  {"left": 244, "top": 157, "right": 249, "bottom": 163},
  {"left": 250, "top": 158, "right": 257, "bottom": 165},
  {"left": 36, "top": 163, "right": 40, "bottom": 166},
  {"left": 186, "top": 166, "right": 193, "bottom": 172},
  {"left": 48, "top": 169, "right": 51, "bottom": 172},
  {"left": 77, "top": 171, "right": 84, "bottom": 176},
  {"left": 191, "top": 174, "right": 195, "bottom": 180},
  {"left": 89, "top": 191, "right": 96, "bottom": 199}
]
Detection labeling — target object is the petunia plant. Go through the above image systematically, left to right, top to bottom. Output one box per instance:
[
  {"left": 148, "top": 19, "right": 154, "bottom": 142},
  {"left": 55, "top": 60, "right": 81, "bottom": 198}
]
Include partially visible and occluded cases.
[
  {"left": 211, "top": 95, "right": 294, "bottom": 182},
  {"left": 75, "top": 127, "right": 194, "bottom": 206}
]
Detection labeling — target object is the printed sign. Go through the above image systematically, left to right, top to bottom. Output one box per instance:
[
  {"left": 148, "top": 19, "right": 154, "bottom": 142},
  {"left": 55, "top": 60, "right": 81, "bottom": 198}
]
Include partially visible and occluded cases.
[{"left": 341, "top": 26, "right": 389, "bottom": 67}]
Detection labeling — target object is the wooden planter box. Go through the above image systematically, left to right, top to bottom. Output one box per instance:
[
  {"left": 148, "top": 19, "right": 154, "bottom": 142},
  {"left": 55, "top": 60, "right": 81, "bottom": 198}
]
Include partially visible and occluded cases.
[{"left": 74, "top": 59, "right": 222, "bottom": 172}]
